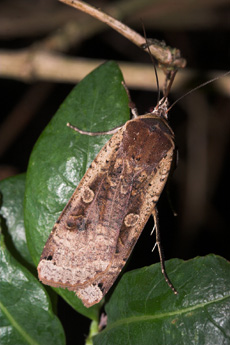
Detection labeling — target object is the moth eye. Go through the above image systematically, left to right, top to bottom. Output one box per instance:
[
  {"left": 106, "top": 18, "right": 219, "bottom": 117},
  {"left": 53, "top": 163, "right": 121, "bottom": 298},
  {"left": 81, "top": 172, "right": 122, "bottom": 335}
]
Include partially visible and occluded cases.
[
  {"left": 82, "top": 187, "right": 94, "bottom": 203},
  {"left": 124, "top": 213, "right": 139, "bottom": 227}
]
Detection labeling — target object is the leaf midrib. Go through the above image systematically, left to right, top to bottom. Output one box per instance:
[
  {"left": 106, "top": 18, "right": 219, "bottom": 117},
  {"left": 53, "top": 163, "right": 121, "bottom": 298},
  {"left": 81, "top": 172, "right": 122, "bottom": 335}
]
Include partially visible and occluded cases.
[
  {"left": 104, "top": 293, "right": 229, "bottom": 332},
  {"left": 0, "top": 301, "right": 40, "bottom": 345}
]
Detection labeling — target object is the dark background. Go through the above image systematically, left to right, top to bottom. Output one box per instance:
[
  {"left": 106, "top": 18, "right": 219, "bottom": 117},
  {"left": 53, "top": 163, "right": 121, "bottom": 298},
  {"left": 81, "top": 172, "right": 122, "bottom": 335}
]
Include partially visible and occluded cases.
[{"left": 1, "top": 0, "right": 230, "bottom": 344}]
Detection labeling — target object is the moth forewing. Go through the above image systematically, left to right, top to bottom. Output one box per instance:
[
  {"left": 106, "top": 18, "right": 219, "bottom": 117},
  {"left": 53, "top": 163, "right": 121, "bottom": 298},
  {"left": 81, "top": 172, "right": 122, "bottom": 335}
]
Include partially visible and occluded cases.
[{"left": 38, "top": 102, "right": 175, "bottom": 308}]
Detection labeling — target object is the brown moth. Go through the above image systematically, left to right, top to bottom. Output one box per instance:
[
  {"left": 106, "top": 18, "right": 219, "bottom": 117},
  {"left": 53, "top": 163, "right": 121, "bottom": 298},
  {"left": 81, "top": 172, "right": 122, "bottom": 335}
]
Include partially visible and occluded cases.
[{"left": 37, "top": 89, "right": 177, "bottom": 307}]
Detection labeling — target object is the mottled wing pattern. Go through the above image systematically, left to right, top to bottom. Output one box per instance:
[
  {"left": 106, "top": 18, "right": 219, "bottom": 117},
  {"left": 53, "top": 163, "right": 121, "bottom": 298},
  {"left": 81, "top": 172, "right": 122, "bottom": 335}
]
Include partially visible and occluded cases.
[{"left": 38, "top": 114, "right": 175, "bottom": 307}]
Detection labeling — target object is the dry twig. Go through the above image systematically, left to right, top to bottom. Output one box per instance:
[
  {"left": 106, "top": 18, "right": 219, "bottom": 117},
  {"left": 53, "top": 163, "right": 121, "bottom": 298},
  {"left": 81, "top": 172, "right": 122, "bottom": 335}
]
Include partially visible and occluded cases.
[
  {"left": 59, "top": 0, "right": 186, "bottom": 69},
  {"left": 1, "top": 49, "right": 229, "bottom": 95}
]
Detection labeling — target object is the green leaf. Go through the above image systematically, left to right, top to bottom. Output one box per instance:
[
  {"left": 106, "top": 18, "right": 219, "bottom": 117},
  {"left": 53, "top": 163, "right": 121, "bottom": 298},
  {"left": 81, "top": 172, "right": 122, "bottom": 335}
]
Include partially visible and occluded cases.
[
  {"left": 24, "top": 61, "right": 130, "bottom": 320},
  {"left": 0, "top": 174, "right": 33, "bottom": 266},
  {"left": 0, "top": 233, "right": 65, "bottom": 345},
  {"left": 94, "top": 255, "right": 230, "bottom": 345}
]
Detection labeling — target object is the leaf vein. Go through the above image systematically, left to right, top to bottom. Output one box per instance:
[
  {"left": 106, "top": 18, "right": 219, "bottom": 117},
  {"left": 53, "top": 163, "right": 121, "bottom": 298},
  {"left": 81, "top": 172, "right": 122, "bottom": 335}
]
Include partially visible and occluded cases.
[
  {"left": 105, "top": 293, "right": 230, "bottom": 332},
  {"left": 0, "top": 301, "right": 40, "bottom": 345}
]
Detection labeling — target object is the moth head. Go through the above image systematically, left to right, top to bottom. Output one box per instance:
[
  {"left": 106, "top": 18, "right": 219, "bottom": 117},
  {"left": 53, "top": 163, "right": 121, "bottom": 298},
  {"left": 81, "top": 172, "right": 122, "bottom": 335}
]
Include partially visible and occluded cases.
[{"left": 152, "top": 97, "right": 169, "bottom": 120}]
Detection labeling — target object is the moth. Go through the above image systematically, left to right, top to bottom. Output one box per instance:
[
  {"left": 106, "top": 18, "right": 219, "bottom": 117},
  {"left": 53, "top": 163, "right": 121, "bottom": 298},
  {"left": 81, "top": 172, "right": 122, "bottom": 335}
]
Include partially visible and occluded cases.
[{"left": 37, "top": 81, "right": 177, "bottom": 308}]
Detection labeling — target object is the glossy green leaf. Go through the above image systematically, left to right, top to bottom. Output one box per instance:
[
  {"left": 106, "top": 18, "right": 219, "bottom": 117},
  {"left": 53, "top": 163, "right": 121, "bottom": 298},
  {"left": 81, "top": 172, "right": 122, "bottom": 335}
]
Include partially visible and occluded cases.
[
  {"left": 24, "top": 61, "right": 130, "bottom": 320},
  {"left": 0, "top": 174, "right": 33, "bottom": 266},
  {"left": 0, "top": 233, "right": 65, "bottom": 345},
  {"left": 94, "top": 255, "right": 230, "bottom": 345}
]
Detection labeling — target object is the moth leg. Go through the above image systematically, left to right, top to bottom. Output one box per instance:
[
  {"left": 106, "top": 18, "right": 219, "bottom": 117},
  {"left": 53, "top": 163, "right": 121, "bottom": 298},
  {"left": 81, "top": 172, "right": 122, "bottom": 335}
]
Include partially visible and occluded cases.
[
  {"left": 121, "top": 81, "right": 139, "bottom": 118},
  {"left": 67, "top": 122, "right": 122, "bottom": 136},
  {"left": 151, "top": 208, "right": 178, "bottom": 295},
  {"left": 150, "top": 223, "right": 156, "bottom": 235},
  {"left": 150, "top": 224, "right": 157, "bottom": 254},
  {"left": 151, "top": 242, "right": 157, "bottom": 255}
]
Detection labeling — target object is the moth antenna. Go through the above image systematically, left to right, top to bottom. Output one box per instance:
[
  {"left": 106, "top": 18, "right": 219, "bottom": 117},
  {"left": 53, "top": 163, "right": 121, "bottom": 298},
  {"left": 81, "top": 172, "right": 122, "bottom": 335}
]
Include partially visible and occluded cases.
[
  {"left": 141, "top": 23, "right": 161, "bottom": 105},
  {"left": 157, "top": 69, "right": 178, "bottom": 109},
  {"left": 164, "top": 69, "right": 178, "bottom": 98},
  {"left": 166, "top": 70, "right": 230, "bottom": 113}
]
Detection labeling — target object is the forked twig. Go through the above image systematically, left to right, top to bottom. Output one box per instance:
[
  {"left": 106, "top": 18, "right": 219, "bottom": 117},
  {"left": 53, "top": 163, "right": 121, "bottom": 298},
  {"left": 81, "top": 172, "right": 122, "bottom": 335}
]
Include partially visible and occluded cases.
[{"left": 59, "top": 0, "right": 186, "bottom": 69}]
